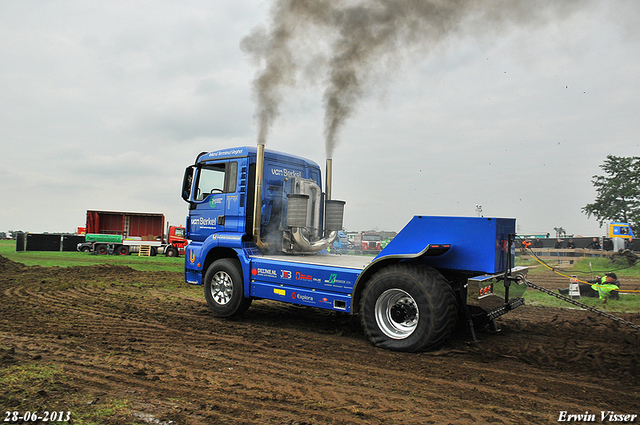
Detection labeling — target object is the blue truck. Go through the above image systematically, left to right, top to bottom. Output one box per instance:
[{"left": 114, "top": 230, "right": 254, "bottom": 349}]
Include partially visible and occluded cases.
[
  {"left": 181, "top": 145, "right": 527, "bottom": 352},
  {"left": 331, "top": 230, "right": 350, "bottom": 254}
]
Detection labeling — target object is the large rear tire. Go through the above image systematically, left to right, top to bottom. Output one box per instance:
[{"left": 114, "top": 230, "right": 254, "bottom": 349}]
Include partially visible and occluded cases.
[
  {"left": 204, "top": 258, "right": 252, "bottom": 317},
  {"left": 360, "top": 264, "right": 458, "bottom": 352}
]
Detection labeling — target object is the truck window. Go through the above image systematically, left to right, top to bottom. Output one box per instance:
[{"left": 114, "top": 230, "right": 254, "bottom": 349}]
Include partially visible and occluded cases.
[
  {"left": 195, "top": 162, "right": 238, "bottom": 201},
  {"left": 226, "top": 162, "right": 237, "bottom": 193}
]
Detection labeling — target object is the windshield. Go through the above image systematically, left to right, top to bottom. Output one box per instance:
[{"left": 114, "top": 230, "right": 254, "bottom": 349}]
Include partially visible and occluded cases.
[{"left": 363, "top": 234, "right": 381, "bottom": 241}]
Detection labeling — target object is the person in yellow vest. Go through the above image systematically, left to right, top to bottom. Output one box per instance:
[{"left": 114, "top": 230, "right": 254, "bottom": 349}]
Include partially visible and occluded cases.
[{"left": 588, "top": 273, "right": 620, "bottom": 303}]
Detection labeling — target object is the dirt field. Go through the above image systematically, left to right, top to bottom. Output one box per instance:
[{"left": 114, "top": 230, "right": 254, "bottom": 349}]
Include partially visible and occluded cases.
[{"left": 1, "top": 254, "right": 639, "bottom": 425}]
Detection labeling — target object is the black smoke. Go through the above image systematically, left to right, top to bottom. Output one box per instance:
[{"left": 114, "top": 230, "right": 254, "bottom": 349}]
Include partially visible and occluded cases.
[{"left": 241, "top": 0, "right": 588, "bottom": 158}]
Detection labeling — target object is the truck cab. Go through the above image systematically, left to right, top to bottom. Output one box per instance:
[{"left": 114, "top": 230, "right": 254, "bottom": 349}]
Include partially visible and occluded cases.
[
  {"left": 181, "top": 147, "right": 343, "bottom": 282},
  {"left": 608, "top": 222, "right": 634, "bottom": 252},
  {"left": 166, "top": 225, "right": 188, "bottom": 256},
  {"left": 361, "top": 231, "right": 382, "bottom": 254}
]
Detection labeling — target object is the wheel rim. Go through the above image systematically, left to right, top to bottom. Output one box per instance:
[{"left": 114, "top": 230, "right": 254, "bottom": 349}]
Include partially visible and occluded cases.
[
  {"left": 210, "top": 270, "right": 233, "bottom": 305},
  {"left": 374, "top": 289, "right": 419, "bottom": 339}
]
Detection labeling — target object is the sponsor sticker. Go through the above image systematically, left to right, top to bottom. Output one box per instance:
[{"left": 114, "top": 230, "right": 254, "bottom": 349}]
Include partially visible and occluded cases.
[
  {"left": 206, "top": 149, "right": 244, "bottom": 158},
  {"left": 270, "top": 167, "right": 302, "bottom": 178},
  {"left": 209, "top": 197, "right": 222, "bottom": 208},
  {"left": 191, "top": 217, "right": 217, "bottom": 228},
  {"left": 253, "top": 268, "right": 278, "bottom": 278},
  {"left": 281, "top": 270, "right": 292, "bottom": 279},
  {"left": 296, "top": 271, "right": 312, "bottom": 281},
  {"left": 324, "top": 273, "right": 348, "bottom": 285},
  {"left": 291, "top": 292, "right": 314, "bottom": 303}
]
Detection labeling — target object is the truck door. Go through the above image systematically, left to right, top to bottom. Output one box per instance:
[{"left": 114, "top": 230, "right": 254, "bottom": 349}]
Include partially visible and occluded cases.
[{"left": 189, "top": 160, "right": 240, "bottom": 240}]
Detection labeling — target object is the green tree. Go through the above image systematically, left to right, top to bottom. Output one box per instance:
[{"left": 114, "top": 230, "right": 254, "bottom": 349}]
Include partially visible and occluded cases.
[{"left": 582, "top": 155, "right": 640, "bottom": 234}]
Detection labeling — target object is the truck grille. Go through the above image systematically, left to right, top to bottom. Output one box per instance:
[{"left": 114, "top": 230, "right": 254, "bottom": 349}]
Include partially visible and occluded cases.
[{"left": 368, "top": 242, "right": 377, "bottom": 249}]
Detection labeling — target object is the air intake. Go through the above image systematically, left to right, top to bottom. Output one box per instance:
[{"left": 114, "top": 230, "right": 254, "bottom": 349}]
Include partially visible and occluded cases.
[
  {"left": 287, "top": 194, "right": 309, "bottom": 228},
  {"left": 324, "top": 200, "right": 345, "bottom": 231}
]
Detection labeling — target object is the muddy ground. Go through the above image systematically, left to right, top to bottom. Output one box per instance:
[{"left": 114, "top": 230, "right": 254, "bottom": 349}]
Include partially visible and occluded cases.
[{"left": 1, "top": 254, "right": 639, "bottom": 425}]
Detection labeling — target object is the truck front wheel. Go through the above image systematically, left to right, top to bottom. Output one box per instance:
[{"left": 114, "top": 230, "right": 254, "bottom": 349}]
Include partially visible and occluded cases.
[
  {"left": 204, "top": 259, "right": 252, "bottom": 317},
  {"left": 360, "top": 264, "right": 457, "bottom": 352}
]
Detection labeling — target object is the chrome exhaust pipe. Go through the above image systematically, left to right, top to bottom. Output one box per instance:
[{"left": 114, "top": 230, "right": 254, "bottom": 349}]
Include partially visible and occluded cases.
[
  {"left": 253, "top": 144, "right": 268, "bottom": 249},
  {"left": 289, "top": 158, "right": 342, "bottom": 253},
  {"left": 325, "top": 158, "right": 332, "bottom": 201}
]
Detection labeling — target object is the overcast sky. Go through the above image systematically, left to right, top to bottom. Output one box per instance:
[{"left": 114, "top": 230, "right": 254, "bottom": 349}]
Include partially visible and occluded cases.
[{"left": 1, "top": 1, "right": 639, "bottom": 238}]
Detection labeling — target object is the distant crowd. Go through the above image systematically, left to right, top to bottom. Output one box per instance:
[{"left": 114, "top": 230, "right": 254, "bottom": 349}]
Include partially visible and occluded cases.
[{"left": 517, "top": 236, "right": 637, "bottom": 251}]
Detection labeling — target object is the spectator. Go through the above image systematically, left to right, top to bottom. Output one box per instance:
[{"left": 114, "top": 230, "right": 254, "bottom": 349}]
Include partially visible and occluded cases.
[
  {"left": 586, "top": 238, "right": 600, "bottom": 250},
  {"left": 625, "top": 238, "right": 634, "bottom": 250},
  {"left": 520, "top": 239, "right": 532, "bottom": 256},
  {"left": 554, "top": 239, "right": 563, "bottom": 263},
  {"left": 566, "top": 239, "right": 575, "bottom": 264},
  {"left": 563, "top": 273, "right": 620, "bottom": 301},
  {"left": 588, "top": 273, "right": 620, "bottom": 303}
]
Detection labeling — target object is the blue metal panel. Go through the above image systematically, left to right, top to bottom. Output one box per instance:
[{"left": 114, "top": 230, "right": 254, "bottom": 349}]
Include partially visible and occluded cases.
[
  {"left": 375, "top": 216, "right": 515, "bottom": 274},
  {"left": 185, "top": 233, "right": 246, "bottom": 286},
  {"left": 184, "top": 241, "right": 203, "bottom": 285},
  {"left": 185, "top": 243, "right": 203, "bottom": 271},
  {"left": 250, "top": 258, "right": 360, "bottom": 295},
  {"left": 251, "top": 282, "right": 351, "bottom": 312}
]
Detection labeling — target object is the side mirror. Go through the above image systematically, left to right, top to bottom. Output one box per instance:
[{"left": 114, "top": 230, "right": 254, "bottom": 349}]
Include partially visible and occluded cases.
[{"left": 181, "top": 166, "right": 196, "bottom": 202}]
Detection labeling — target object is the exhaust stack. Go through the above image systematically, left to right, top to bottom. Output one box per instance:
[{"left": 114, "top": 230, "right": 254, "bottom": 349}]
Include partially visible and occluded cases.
[
  {"left": 252, "top": 143, "right": 268, "bottom": 249},
  {"left": 325, "top": 159, "right": 332, "bottom": 201}
]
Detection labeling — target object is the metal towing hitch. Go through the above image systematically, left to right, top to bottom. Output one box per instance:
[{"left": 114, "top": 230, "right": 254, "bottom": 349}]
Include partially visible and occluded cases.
[
  {"left": 462, "top": 233, "right": 529, "bottom": 342},
  {"left": 464, "top": 266, "right": 529, "bottom": 342}
]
